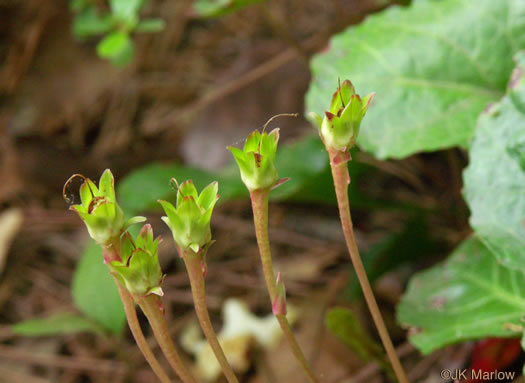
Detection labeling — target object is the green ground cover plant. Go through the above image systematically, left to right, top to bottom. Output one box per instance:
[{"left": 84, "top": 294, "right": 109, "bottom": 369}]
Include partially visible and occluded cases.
[{"left": 70, "top": 0, "right": 164, "bottom": 66}]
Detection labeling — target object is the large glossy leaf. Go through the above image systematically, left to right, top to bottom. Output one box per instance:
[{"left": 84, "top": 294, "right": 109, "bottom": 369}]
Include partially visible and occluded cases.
[
  {"left": 307, "top": 0, "right": 525, "bottom": 159},
  {"left": 463, "top": 53, "right": 525, "bottom": 272},
  {"left": 397, "top": 237, "right": 525, "bottom": 354},
  {"left": 72, "top": 241, "right": 126, "bottom": 334}
]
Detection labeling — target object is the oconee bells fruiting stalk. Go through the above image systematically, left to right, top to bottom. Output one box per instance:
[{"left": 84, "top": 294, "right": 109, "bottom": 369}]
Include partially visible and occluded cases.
[
  {"left": 308, "top": 80, "right": 375, "bottom": 152},
  {"left": 309, "top": 80, "right": 410, "bottom": 383},
  {"left": 67, "top": 169, "right": 145, "bottom": 246},
  {"left": 159, "top": 180, "right": 219, "bottom": 254},
  {"left": 159, "top": 180, "right": 240, "bottom": 383},
  {"left": 111, "top": 225, "right": 165, "bottom": 297}
]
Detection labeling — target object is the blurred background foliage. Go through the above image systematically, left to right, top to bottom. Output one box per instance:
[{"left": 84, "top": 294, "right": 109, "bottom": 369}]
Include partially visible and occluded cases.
[{"left": 2, "top": 0, "right": 525, "bottom": 381}]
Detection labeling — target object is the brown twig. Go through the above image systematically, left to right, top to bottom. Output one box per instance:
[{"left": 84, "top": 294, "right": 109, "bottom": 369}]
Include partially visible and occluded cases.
[{"left": 0, "top": 344, "right": 127, "bottom": 375}]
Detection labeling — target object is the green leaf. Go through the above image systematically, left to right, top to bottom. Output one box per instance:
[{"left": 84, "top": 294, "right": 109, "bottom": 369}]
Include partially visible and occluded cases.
[
  {"left": 110, "top": 0, "right": 143, "bottom": 22},
  {"left": 193, "top": 0, "right": 265, "bottom": 19},
  {"left": 306, "top": 0, "right": 525, "bottom": 159},
  {"left": 72, "top": 6, "right": 114, "bottom": 38},
  {"left": 135, "top": 18, "right": 165, "bottom": 33},
  {"left": 96, "top": 32, "right": 135, "bottom": 67},
  {"left": 463, "top": 54, "right": 525, "bottom": 272},
  {"left": 198, "top": 181, "right": 219, "bottom": 211},
  {"left": 397, "top": 237, "right": 525, "bottom": 354},
  {"left": 72, "top": 241, "right": 126, "bottom": 334},
  {"left": 326, "top": 307, "right": 393, "bottom": 377},
  {"left": 11, "top": 313, "right": 102, "bottom": 336}
]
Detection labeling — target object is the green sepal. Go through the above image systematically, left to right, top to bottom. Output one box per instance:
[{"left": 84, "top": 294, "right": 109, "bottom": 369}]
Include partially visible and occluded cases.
[
  {"left": 313, "top": 80, "right": 375, "bottom": 151},
  {"left": 329, "top": 80, "right": 356, "bottom": 115},
  {"left": 228, "top": 127, "right": 281, "bottom": 192},
  {"left": 244, "top": 130, "right": 261, "bottom": 152},
  {"left": 228, "top": 146, "right": 252, "bottom": 177},
  {"left": 68, "top": 169, "right": 126, "bottom": 245},
  {"left": 98, "top": 169, "right": 116, "bottom": 202},
  {"left": 159, "top": 180, "right": 219, "bottom": 254},
  {"left": 177, "top": 180, "right": 198, "bottom": 208},
  {"left": 79, "top": 181, "right": 94, "bottom": 209},
  {"left": 197, "top": 181, "right": 219, "bottom": 211},
  {"left": 178, "top": 197, "right": 201, "bottom": 224},
  {"left": 123, "top": 215, "right": 147, "bottom": 231},
  {"left": 135, "top": 223, "right": 160, "bottom": 256},
  {"left": 111, "top": 225, "right": 164, "bottom": 297},
  {"left": 120, "top": 232, "right": 135, "bottom": 264},
  {"left": 189, "top": 243, "right": 200, "bottom": 253},
  {"left": 147, "top": 286, "right": 164, "bottom": 296}
]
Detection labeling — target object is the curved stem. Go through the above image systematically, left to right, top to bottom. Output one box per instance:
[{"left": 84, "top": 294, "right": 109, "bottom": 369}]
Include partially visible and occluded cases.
[
  {"left": 327, "top": 147, "right": 409, "bottom": 383},
  {"left": 250, "top": 189, "right": 320, "bottom": 383},
  {"left": 103, "top": 245, "right": 172, "bottom": 383},
  {"left": 183, "top": 254, "right": 239, "bottom": 383},
  {"left": 113, "top": 277, "right": 172, "bottom": 383},
  {"left": 136, "top": 295, "right": 197, "bottom": 383}
]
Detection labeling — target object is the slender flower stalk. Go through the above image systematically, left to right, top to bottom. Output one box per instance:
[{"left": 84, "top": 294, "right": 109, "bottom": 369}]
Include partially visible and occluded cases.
[
  {"left": 309, "top": 80, "right": 409, "bottom": 383},
  {"left": 229, "top": 123, "right": 320, "bottom": 383},
  {"left": 328, "top": 148, "right": 409, "bottom": 383},
  {"left": 160, "top": 180, "right": 239, "bottom": 383},
  {"left": 250, "top": 189, "right": 319, "bottom": 383},
  {"left": 110, "top": 225, "right": 197, "bottom": 382},
  {"left": 100, "top": 240, "right": 171, "bottom": 383},
  {"left": 183, "top": 251, "right": 239, "bottom": 383},
  {"left": 112, "top": 276, "right": 172, "bottom": 383},
  {"left": 136, "top": 294, "right": 197, "bottom": 383}
]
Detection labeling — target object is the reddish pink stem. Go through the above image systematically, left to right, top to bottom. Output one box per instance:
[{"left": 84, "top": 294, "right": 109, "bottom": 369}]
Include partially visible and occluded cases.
[
  {"left": 328, "top": 147, "right": 409, "bottom": 383},
  {"left": 250, "top": 189, "right": 320, "bottom": 383}
]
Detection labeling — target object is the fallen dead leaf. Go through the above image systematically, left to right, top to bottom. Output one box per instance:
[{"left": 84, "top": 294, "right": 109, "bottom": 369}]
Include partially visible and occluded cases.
[{"left": 0, "top": 208, "right": 23, "bottom": 275}]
